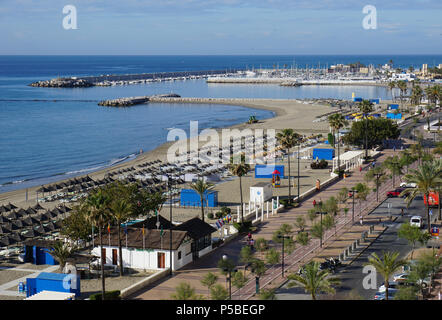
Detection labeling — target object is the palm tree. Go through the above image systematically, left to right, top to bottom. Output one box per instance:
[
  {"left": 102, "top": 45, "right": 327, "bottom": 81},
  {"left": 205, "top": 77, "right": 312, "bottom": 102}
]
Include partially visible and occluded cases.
[
  {"left": 396, "top": 80, "right": 408, "bottom": 110},
  {"left": 388, "top": 81, "right": 397, "bottom": 102},
  {"left": 410, "top": 85, "right": 424, "bottom": 107},
  {"left": 425, "top": 85, "right": 441, "bottom": 107},
  {"left": 358, "top": 100, "right": 374, "bottom": 159},
  {"left": 328, "top": 114, "right": 349, "bottom": 177},
  {"left": 276, "top": 129, "right": 301, "bottom": 204},
  {"left": 400, "top": 149, "right": 417, "bottom": 174},
  {"left": 229, "top": 153, "right": 250, "bottom": 222},
  {"left": 383, "top": 155, "right": 403, "bottom": 187},
  {"left": 400, "top": 160, "right": 442, "bottom": 233},
  {"left": 189, "top": 179, "right": 213, "bottom": 222},
  {"left": 86, "top": 190, "right": 111, "bottom": 299},
  {"left": 109, "top": 197, "right": 133, "bottom": 276},
  {"left": 44, "top": 241, "right": 77, "bottom": 271},
  {"left": 366, "top": 251, "right": 407, "bottom": 300},
  {"left": 287, "top": 261, "right": 340, "bottom": 300},
  {"left": 171, "top": 282, "right": 204, "bottom": 300}
]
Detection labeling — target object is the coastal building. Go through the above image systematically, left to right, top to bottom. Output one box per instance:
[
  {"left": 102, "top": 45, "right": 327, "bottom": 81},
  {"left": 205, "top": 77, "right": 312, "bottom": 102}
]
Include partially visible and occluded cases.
[
  {"left": 422, "top": 64, "right": 428, "bottom": 75},
  {"left": 91, "top": 217, "right": 216, "bottom": 271}
]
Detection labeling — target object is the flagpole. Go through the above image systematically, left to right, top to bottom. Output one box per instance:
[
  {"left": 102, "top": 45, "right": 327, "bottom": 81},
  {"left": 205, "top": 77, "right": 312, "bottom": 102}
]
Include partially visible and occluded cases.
[{"left": 142, "top": 224, "right": 145, "bottom": 271}]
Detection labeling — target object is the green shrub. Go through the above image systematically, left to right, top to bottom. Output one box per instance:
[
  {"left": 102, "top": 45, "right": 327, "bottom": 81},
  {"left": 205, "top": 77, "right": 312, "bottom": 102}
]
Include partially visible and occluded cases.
[
  {"left": 220, "top": 207, "right": 231, "bottom": 215},
  {"left": 215, "top": 211, "right": 223, "bottom": 219},
  {"left": 207, "top": 213, "right": 214, "bottom": 219},
  {"left": 233, "top": 221, "right": 252, "bottom": 233},
  {"left": 89, "top": 290, "right": 121, "bottom": 300}
]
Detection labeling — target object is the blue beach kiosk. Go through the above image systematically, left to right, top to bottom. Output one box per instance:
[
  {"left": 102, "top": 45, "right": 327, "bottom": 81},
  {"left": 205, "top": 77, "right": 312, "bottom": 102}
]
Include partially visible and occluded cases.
[
  {"left": 23, "top": 239, "right": 58, "bottom": 265},
  {"left": 26, "top": 272, "right": 80, "bottom": 298}
]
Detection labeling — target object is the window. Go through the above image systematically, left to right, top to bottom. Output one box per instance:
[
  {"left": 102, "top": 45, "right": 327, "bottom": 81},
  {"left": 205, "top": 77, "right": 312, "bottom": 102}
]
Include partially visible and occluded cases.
[{"left": 178, "top": 251, "right": 182, "bottom": 260}]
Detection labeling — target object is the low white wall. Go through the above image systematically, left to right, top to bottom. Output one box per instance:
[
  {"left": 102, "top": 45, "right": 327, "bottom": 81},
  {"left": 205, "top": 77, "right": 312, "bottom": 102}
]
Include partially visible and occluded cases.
[{"left": 120, "top": 268, "right": 170, "bottom": 299}]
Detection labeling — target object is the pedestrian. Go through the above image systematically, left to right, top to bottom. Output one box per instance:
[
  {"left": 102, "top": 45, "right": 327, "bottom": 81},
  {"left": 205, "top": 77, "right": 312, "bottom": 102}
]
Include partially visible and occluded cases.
[
  {"left": 393, "top": 145, "right": 396, "bottom": 152},
  {"left": 359, "top": 166, "right": 362, "bottom": 174},
  {"left": 313, "top": 199, "right": 317, "bottom": 207},
  {"left": 401, "top": 208, "right": 404, "bottom": 216},
  {"left": 359, "top": 215, "right": 363, "bottom": 225},
  {"left": 248, "top": 232, "right": 252, "bottom": 240}
]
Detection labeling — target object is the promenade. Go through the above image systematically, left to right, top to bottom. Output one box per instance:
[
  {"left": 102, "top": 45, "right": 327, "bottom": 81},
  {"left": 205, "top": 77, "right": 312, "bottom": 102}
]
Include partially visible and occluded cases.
[{"left": 129, "top": 148, "right": 409, "bottom": 300}]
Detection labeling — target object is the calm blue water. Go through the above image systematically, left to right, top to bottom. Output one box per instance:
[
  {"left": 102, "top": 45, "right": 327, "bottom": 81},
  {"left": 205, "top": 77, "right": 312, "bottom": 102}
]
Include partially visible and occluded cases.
[{"left": 1, "top": 55, "right": 441, "bottom": 193}]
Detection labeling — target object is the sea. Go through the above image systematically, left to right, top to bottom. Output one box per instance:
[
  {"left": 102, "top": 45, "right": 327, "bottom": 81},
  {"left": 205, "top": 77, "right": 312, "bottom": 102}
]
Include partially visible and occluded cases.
[{"left": 0, "top": 55, "right": 441, "bottom": 193}]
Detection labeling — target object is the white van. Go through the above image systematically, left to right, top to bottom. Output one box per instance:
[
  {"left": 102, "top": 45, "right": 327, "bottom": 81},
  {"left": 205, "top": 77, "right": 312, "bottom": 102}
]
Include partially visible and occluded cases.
[{"left": 410, "top": 216, "right": 422, "bottom": 228}]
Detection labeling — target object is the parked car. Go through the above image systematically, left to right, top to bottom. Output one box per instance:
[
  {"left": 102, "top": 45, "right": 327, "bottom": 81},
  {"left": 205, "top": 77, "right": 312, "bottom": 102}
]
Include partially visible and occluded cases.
[
  {"left": 400, "top": 182, "right": 417, "bottom": 188},
  {"left": 387, "top": 187, "right": 406, "bottom": 197},
  {"left": 410, "top": 216, "right": 423, "bottom": 229},
  {"left": 393, "top": 272, "right": 432, "bottom": 288},
  {"left": 378, "top": 281, "right": 402, "bottom": 293},
  {"left": 374, "top": 288, "right": 398, "bottom": 300}
]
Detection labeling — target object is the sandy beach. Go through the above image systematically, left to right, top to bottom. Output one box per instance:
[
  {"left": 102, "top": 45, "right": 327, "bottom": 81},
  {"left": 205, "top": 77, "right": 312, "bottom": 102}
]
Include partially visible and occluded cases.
[{"left": 0, "top": 98, "right": 338, "bottom": 212}]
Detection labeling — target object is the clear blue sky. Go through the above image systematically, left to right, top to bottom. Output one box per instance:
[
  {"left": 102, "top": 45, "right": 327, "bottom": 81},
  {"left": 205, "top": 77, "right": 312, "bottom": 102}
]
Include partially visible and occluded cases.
[{"left": 1, "top": 0, "right": 441, "bottom": 55}]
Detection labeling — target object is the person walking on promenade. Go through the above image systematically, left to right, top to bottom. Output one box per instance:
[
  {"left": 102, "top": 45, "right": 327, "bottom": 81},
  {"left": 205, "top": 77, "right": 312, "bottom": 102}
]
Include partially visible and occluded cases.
[
  {"left": 359, "top": 166, "right": 362, "bottom": 174},
  {"left": 313, "top": 199, "right": 317, "bottom": 207},
  {"left": 401, "top": 208, "right": 404, "bottom": 216},
  {"left": 359, "top": 215, "right": 363, "bottom": 225}
]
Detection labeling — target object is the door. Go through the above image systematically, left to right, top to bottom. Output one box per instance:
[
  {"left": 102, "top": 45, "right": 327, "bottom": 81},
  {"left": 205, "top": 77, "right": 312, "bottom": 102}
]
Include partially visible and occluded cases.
[
  {"left": 191, "top": 241, "right": 198, "bottom": 261},
  {"left": 101, "top": 248, "right": 106, "bottom": 265},
  {"left": 112, "top": 249, "right": 118, "bottom": 265},
  {"left": 157, "top": 252, "right": 165, "bottom": 269}
]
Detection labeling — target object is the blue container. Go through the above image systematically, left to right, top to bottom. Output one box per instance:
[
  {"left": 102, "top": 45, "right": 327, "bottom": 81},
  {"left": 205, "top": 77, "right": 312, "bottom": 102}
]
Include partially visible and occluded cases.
[
  {"left": 353, "top": 97, "right": 363, "bottom": 102},
  {"left": 369, "top": 99, "right": 379, "bottom": 104},
  {"left": 388, "top": 104, "right": 399, "bottom": 110},
  {"left": 387, "top": 113, "right": 402, "bottom": 120},
  {"left": 312, "top": 148, "right": 334, "bottom": 161},
  {"left": 254, "top": 165, "right": 285, "bottom": 178},
  {"left": 180, "top": 189, "right": 218, "bottom": 207},
  {"left": 24, "top": 245, "right": 58, "bottom": 265},
  {"left": 26, "top": 272, "right": 80, "bottom": 298}
]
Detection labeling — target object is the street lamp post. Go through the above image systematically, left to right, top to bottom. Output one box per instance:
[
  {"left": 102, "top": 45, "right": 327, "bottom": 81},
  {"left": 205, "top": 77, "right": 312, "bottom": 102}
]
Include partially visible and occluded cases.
[
  {"left": 297, "top": 143, "right": 300, "bottom": 203},
  {"left": 165, "top": 173, "right": 174, "bottom": 277},
  {"left": 373, "top": 173, "right": 384, "bottom": 202},
  {"left": 348, "top": 189, "right": 358, "bottom": 223},
  {"left": 277, "top": 235, "right": 290, "bottom": 277},
  {"left": 222, "top": 255, "right": 237, "bottom": 300}
]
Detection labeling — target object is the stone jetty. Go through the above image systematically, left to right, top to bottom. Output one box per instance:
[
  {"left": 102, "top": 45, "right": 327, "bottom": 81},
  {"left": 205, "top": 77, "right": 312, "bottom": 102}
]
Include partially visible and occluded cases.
[
  {"left": 29, "top": 70, "right": 242, "bottom": 88},
  {"left": 29, "top": 78, "right": 94, "bottom": 88},
  {"left": 98, "top": 94, "right": 181, "bottom": 107}
]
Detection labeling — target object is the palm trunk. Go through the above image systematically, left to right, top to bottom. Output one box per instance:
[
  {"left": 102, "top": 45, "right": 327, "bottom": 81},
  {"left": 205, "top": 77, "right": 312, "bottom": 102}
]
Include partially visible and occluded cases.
[
  {"left": 364, "top": 119, "right": 368, "bottom": 159},
  {"left": 337, "top": 131, "right": 341, "bottom": 177},
  {"left": 288, "top": 148, "right": 292, "bottom": 204},
  {"left": 239, "top": 176, "right": 244, "bottom": 222},
  {"left": 438, "top": 191, "right": 441, "bottom": 221},
  {"left": 200, "top": 195, "right": 205, "bottom": 222},
  {"left": 425, "top": 196, "right": 431, "bottom": 233},
  {"left": 118, "top": 222, "right": 123, "bottom": 276},
  {"left": 99, "top": 228, "right": 106, "bottom": 300},
  {"left": 385, "top": 280, "right": 389, "bottom": 300}
]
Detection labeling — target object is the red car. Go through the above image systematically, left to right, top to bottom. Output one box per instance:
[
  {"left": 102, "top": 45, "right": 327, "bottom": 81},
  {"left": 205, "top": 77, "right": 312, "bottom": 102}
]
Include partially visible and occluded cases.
[{"left": 387, "top": 188, "right": 406, "bottom": 198}]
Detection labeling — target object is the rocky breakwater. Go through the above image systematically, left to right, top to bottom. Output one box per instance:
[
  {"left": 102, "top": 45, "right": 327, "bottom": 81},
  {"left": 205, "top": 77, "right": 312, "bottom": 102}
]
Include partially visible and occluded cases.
[
  {"left": 29, "top": 78, "right": 94, "bottom": 88},
  {"left": 98, "top": 93, "right": 181, "bottom": 107}
]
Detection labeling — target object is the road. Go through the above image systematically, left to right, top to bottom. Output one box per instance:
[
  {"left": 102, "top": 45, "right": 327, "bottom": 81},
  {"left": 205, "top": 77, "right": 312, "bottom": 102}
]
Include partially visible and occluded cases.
[{"left": 276, "top": 193, "right": 439, "bottom": 300}]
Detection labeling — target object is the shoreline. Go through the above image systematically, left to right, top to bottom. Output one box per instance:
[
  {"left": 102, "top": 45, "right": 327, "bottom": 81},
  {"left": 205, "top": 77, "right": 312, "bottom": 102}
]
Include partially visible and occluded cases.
[{"left": 0, "top": 98, "right": 335, "bottom": 208}]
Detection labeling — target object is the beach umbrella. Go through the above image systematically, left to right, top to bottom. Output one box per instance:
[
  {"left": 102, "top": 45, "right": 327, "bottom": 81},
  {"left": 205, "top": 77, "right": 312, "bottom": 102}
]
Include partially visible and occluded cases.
[
  {"left": 5, "top": 203, "right": 18, "bottom": 211},
  {"left": 32, "top": 203, "right": 45, "bottom": 211},
  {"left": 26, "top": 207, "right": 38, "bottom": 215},
  {"left": 6, "top": 211, "right": 20, "bottom": 220},
  {"left": 0, "top": 216, "right": 11, "bottom": 224},
  {"left": 20, "top": 217, "right": 34, "bottom": 227},
  {"left": 11, "top": 220, "right": 24, "bottom": 230},
  {"left": 53, "top": 220, "right": 63, "bottom": 230},
  {"left": 43, "top": 222, "right": 56, "bottom": 232},
  {"left": 0, "top": 226, "right": 11, "bottom": 235},
  {"left": 22, "top": 229, "right": 41, "bottom": 239},
  {"left": 8, "top": 232, "right": 24, "bottom": 243},
  {"left": 0, "top": 236, "right": 14, "bottom": 247}
]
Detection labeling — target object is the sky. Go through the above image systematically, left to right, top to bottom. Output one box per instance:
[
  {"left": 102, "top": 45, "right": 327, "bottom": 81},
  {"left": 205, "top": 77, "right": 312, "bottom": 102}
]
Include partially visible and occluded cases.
[{"left": 0, "top": 0, "right": 441, "bottom": 55}]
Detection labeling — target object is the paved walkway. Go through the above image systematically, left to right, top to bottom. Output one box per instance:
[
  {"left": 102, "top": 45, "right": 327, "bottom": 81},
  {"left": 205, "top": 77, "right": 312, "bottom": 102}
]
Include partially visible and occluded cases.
[
  {"left": 130, "top": 147, "right": 414, "bottom": 300},
  {"left": 0, "top": 265, "right": 59, "bottom": 297}
]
